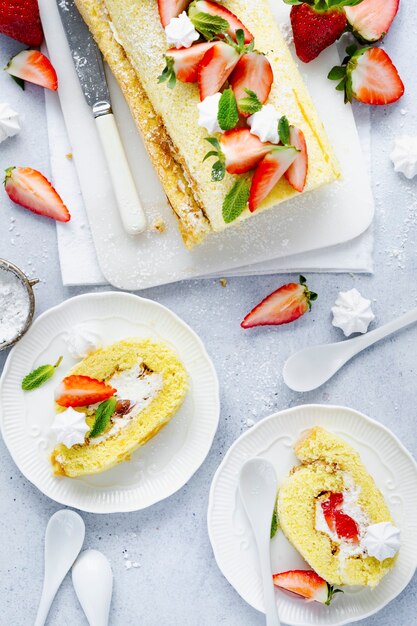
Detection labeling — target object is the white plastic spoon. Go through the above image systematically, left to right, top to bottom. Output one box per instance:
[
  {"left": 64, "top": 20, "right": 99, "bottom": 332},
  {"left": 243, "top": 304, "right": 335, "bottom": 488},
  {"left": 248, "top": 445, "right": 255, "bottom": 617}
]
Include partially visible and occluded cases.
[
  {"left": 283, "top": 307, "right": 417, "bottom": 392},
  {"left": 239, "top": 458, "right": 280, "bottom": 626},
  {"left": 35, "top": 509, "right": 85, "bottom": 626},
  {"left": 72, "top": 550, "right": 113, "bottom": 626}
]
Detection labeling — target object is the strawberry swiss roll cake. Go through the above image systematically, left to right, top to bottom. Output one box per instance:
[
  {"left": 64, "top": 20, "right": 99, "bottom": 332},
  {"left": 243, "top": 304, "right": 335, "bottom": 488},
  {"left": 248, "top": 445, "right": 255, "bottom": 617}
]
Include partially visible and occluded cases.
[{"left": 74, "top": 0, "right": 340, "bottom": 247}]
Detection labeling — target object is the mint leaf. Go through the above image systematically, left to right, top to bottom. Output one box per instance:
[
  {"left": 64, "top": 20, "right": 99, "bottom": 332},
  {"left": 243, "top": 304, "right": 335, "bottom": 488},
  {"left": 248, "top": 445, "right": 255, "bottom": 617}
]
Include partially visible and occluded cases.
[
  {"left": 189, "top": 11, "right": 229, "bottom": 40},
  {"left": 158, "top": 55, "right": 176, "bottom": 89},
  {"left": 218, "top": 87, "right": 239, "bottom": 131},
  {"left": 238, "top": 88, "right": 262, "bottom": 114},
  {"left": 278, "top": 116, "right": 290, "bottom": 145},
  {"left": 203, "top": 137, "right": 226, "bottom": 181},
  {"left": 222, "top": 179, "right": 250, "bottom": 223},
  {"left": 22, "top": 356, "right": 63, "bottom": 391},
  {"left": 89, "top": 396, "right": 117, "bottom": 438},
  {"left": 270, "top": 508, "right": 279, "bottom": 538}
]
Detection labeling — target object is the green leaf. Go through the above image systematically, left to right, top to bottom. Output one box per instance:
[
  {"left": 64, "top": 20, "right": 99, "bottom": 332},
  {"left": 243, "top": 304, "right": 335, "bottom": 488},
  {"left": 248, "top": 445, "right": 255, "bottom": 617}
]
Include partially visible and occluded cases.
[
  {"left": 189, "top": 11, "right": 229, "bottom": 40},
  {"left": 235, "top": 28, "right": 245, "bottom": 50},
  {"left": 345, "top": 43, "right": 358, "bottom": 57},
  {"left": 157, "top": 55, "right": 176, "bottom": 89},
  {"left": 327, "top": 65, "right": 346, "bottom": 80},
  {"left": 10, "top": 74, "right": 25, "bottom": 90},
  {"left": 336, "top": 78, "right": 346, "bottom": 91},
  {"left": 217, "top": 87, "right": 239, "bottom": 131},
  {"left": 237, "top": 88, "right": 262, "bottom": 114},
  {"left": 278, "top": 116, "right": 290, "bottom": 145},
  {"left": 203, "top": 136, "right": 226, "bottom": 181},
  {"left": 212, "top": 160, "right": 226, "bottom": 181},
  {"left": 222, "top": 179, "right": 250, "bottom": 223},
  {"left": 22, "top": 356, "right": 63, "bottom": 391},
  {"left": 89, "top": 396, "right": 117, "bottom": 438},
  {"left": 270, "top": 507, "right": 279, "bottom": 538}
]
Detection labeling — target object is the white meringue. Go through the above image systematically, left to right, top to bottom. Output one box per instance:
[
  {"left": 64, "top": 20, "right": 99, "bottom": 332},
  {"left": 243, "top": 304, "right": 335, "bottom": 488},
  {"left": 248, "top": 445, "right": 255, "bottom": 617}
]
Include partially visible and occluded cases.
[
  {"left": 165, "top": 11, "right": 199, "bottom": 49},
  {"left": 197, "top": 92, "right": 222, "bottom": 134},
  {"left": 0, "top": 103, "right": 20, "bottom": 144},
  {"left": 248, "top": 104, "right": 283, "bottom": 144},
  {"left": 390, "top": 136, "right": 417, "bottom": 179},
  {"left": 331, "top": 288, "right": 375, "bottom": 337},
  {"left": 63, "top": 326, "right": 101, "bottom": 359},
  {"left": 51, "top": 407, "right": 89, "bottom": 448},
  {"left": 362, "top": 522, "right": 401, "bottom": 561}
]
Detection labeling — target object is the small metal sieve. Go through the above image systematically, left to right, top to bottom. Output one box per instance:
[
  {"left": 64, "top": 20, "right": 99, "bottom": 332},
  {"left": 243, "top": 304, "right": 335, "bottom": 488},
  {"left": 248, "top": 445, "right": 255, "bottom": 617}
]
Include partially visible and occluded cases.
[{"left": 0, "top": 258, "right": 39, "bottom": 351}]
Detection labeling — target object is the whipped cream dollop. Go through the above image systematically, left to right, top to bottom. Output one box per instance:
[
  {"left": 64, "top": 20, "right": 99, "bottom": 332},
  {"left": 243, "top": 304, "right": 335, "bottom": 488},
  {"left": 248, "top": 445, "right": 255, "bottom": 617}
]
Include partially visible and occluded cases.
[
  {"left": 165, "top": 11, "right": 199, "bottom": 48},
  {"left": 197, "top": 92, "right": 222, "bottom": 134},
  {"left": 0, "top": 103, "right": 20, "bottom": 144},
  {"left": 248, "top": 104, "right": 283, "bottom": 144},
  {"left": 390, "top": 136, "right": 417, "bottom": 179},
  {"left": 331, "top": 288, "right": 375, "bottom": 337},
  {"left": 63, "top": 327, "right": 101, "bottom": 359},
  {"left": 51, "top": 407, "right": 89, "bottom": 448},
  {"left": 362, "top": 522, "right": 401, "bottom": 561}
]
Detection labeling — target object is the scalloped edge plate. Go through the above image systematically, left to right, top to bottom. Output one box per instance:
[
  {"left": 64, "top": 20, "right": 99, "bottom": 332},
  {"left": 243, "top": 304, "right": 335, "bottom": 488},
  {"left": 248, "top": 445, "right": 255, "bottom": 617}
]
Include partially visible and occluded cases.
[
  {"left": 0, "top": 292, "right": 219, "bottom": 513},
  {"left": 207, "top": 405, "right": 417, "bottom": 626}
]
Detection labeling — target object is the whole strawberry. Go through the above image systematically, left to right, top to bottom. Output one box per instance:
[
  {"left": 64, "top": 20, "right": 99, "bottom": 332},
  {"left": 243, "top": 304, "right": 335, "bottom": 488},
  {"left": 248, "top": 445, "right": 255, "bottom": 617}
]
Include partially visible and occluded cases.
[
  {"left": 0, "top": 0, "right": 43, "bottom": 47},
  {"left": 286, "top": 0, "right": 363, "bottom": 63}
]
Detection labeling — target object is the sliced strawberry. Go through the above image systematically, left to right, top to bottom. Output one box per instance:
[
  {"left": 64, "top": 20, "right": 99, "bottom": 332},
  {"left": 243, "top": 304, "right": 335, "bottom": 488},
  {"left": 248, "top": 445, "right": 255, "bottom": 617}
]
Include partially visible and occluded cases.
[
  {"left": 0, "top": 0, "right": 43, "bottom": 47},
  {"left": 158, "top": 0, "right": 190, "bottom": 28},
  {"left": 190, "top": 0, "right": 253, "bottom": 43},
  {"left": 344, "top": 0, "right": 399, "bottom": 43},
  {"left": 290, "top": 3, "right": 347, "bottom": 63},
  {"left": 166, "top": 41, "right": 215, "bottom": 82},
  {"left": 198, "top": 41, "right": 240, "bottom": 100},
  {"left": 347, "top": 47, "right": 404, "bottom": 105},
  {"left": 5, "top": 49, "right": 58, "bottom": 91},
  {"left": 229, "top": 52, "right": 273, "bottom": 115},
  {"left": 284, "top": 127, "right": 308, "bottom": 192},
  {"left": 220, "top": 128, "right": 273, "bottom": 175},
  {"left": 248, "top": 147, "right": 298, "bottom": 213},
  {"left": 4, "top": 167, "right": 70, "bottom": 223},
  {"left": 241, "top": 275, "right": 317, "bottom": 328},
  {"left": 55, "top": 375, "right": 116, "bottom": 408},
  {"left": 320, "top": 492, "right": 359, "bottom": 543},
  {"left": 321, "top": 492, "right": 343, "bottom": 534},
  {"left": 273, "top": 570, "right": 341, "bottom": 605}
]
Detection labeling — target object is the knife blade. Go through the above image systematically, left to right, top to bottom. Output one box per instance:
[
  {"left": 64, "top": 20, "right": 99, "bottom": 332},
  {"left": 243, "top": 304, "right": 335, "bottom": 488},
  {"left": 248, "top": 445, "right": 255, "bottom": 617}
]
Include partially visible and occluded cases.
[{"left": 56, "top": 0, "right": 147, "bottom": 234}]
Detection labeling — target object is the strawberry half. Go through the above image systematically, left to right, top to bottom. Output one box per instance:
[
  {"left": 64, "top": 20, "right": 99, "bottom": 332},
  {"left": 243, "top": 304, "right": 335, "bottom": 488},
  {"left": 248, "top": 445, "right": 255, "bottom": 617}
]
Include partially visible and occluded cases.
[
  {"left": 0, "top": 0, "right": 43, "bottom": 46},
  {"left": 158, "top": 0, "right": 190, "bottom": 28},
  {"left": 189, "top": 0, "right": 253, "bottom": 43},
  {"left": 344, "top": 0, "right": 399, "bottom": 43},
  {"left": 290, "top": 2, "right": 347, "bottom": 63},
  {"left": 164, "top": 41, "right": 215, "bottom": 84},
  {"left": 198, "top": 41, "right": 240, "bottom": 100},
  {"left": 5, "top": 49, "right": 58, "bottom": 91},
  {"left": 229, "top": 52, "right": 273, "bottom": 115},
  {"left": 284, "top": 127, "right": 308, "bottom": 192},
  {"left": 221, "top": 128, "right": 273, "bottom": 175},
  {"left": 248, "top": 146, "right": 298, "bottom": 213},
  {"left": 4, "top": 167, "right": 71, "bottom": 222},
  {"left": 241, "top": 275, "right": 317, "bottom": 328},
  {"left": 55, "top": 375, "right": 116, "bottom": 408},
  {"left": 321, "top": 492, "right": 360, "bottom": 543},
  {"left": 273, "top": 570, "right": 342, "bottom": 605}
]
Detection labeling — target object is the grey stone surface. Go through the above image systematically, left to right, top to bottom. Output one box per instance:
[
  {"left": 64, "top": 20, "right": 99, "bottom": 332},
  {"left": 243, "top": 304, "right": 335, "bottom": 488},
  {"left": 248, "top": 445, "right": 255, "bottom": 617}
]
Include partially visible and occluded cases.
[{"left": 1, "top": 3, "right": 417, "bottom": 623}]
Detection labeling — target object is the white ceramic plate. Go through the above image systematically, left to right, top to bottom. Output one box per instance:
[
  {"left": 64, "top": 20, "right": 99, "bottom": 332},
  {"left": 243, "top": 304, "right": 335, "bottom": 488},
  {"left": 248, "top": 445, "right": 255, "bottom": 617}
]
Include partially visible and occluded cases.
[
  {"left": 0, "top": 292, "right": 219, "bottom": 513},
  {"left": 208, "top": 405, "right": 417, "bottom": 626}
]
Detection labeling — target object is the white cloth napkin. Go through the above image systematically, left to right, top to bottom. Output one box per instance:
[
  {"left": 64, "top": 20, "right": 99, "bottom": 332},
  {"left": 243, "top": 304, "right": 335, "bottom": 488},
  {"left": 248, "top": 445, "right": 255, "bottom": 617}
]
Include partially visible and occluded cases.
[{"left": 41, "top": 3, "right": 373, "bottom": 287}]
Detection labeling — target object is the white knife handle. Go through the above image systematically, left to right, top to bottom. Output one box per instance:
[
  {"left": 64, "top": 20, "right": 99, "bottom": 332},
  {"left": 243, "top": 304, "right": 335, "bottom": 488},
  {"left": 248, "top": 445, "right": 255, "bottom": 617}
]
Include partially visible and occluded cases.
[{"left": 95, "top": 113, "right": 146, "bottom": 235}]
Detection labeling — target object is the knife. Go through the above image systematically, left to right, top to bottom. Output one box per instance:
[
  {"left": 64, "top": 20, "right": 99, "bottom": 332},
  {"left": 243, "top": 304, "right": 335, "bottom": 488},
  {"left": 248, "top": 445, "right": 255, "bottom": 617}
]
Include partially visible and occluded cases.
[{"left": 56, "top": 0, "right": 146, "bottom": 235}]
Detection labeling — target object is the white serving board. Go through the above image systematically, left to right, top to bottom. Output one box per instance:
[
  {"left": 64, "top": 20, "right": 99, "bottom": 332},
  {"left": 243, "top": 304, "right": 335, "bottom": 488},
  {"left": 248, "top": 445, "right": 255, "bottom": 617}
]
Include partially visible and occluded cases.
[{"left": 41, "top": 0, "right": 374, "bottom": 290}]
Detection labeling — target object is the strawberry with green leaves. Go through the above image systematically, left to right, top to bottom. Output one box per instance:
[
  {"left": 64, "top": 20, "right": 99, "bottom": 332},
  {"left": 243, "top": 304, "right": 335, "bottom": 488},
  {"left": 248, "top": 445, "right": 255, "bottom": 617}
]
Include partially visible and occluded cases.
[
  {"left": 188, "top": 0, "right": 253, "bottom": 43},
  {"left": 285, "top": 0, "right": 363, "bottom": 63},
  {"left": 344, "top": 0, "right": 399, "bottom": 43},
  {"left": 159, "top": 41, "right": 215, "bottom": 87},
  {"left": 328, "top": 44, "right": 404, "bottom": 105},
  {"left": 5, "top": 49, "right": 58, "bottom": 91},
  {"left": 229, "top": 51, "right": 274, "bottom": 115},
  {"left": 241, "top": 275, "right": 317, "bottom": 328},
  {"left": 273, "top": 570, "right": 342, "bottom": 605}
]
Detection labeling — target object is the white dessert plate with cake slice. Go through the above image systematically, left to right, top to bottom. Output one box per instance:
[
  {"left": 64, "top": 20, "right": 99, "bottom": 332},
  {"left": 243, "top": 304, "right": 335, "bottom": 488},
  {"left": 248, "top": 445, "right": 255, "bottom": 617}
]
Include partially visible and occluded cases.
[
  {"left": 0, "top": 292, "right": 219, "bottom": 513},
  {"left": 207, "top": 405, "right": 417, "bottom": 626}
]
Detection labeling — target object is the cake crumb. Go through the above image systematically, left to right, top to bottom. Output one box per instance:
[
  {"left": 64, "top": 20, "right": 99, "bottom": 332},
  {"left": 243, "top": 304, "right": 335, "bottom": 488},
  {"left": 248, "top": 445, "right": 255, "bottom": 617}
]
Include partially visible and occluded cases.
[
  {"left": 65, "top": 152, "right": 73, "bottom": 160},
  {"left": 150, "top": 217, "right": 167, "bottom": 233},
  {"left": 219, "top": 278, "right": 228, "bottom": 288},
  {"left": 246, "top": 418, "right": 255, "bottom": 428}
]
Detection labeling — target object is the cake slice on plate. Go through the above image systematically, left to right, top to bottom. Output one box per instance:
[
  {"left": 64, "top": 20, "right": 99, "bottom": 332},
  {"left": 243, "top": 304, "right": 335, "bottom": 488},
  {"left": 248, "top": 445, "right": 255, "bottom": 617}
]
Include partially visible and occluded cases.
[{"left": 74, "top": 0, "right": 340, "bottom": 247}]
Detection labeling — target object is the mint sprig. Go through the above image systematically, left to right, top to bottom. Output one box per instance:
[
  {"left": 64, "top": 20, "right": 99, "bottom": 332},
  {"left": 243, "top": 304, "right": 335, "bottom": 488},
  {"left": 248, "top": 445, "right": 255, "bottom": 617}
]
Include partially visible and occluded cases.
[
  {"left": 189, "top": 10, "right": 229, "bottom": 40},
  {"left": 158, "top": 55, "right": 176, "bottom": 89},
  {"left": 218, "top": 87, "right": 239, "bottom": 130},
  {"left": 238, "top": 88, "right": 262, "bottom": 114},
  {"left": 278, "top": 115, "right": 290, "bottom": 145},
  {"left": 203, "top": 137, "right": 226, "bottom": 181},
  {"left": 222, "top": 179, "right": 250, "bottom": 223},
  {"left": 21, "top": 356, "right": 63, "bottom": 391},
  {"left": 89, "top": 396, "right": 117, "bottom": 439}
]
